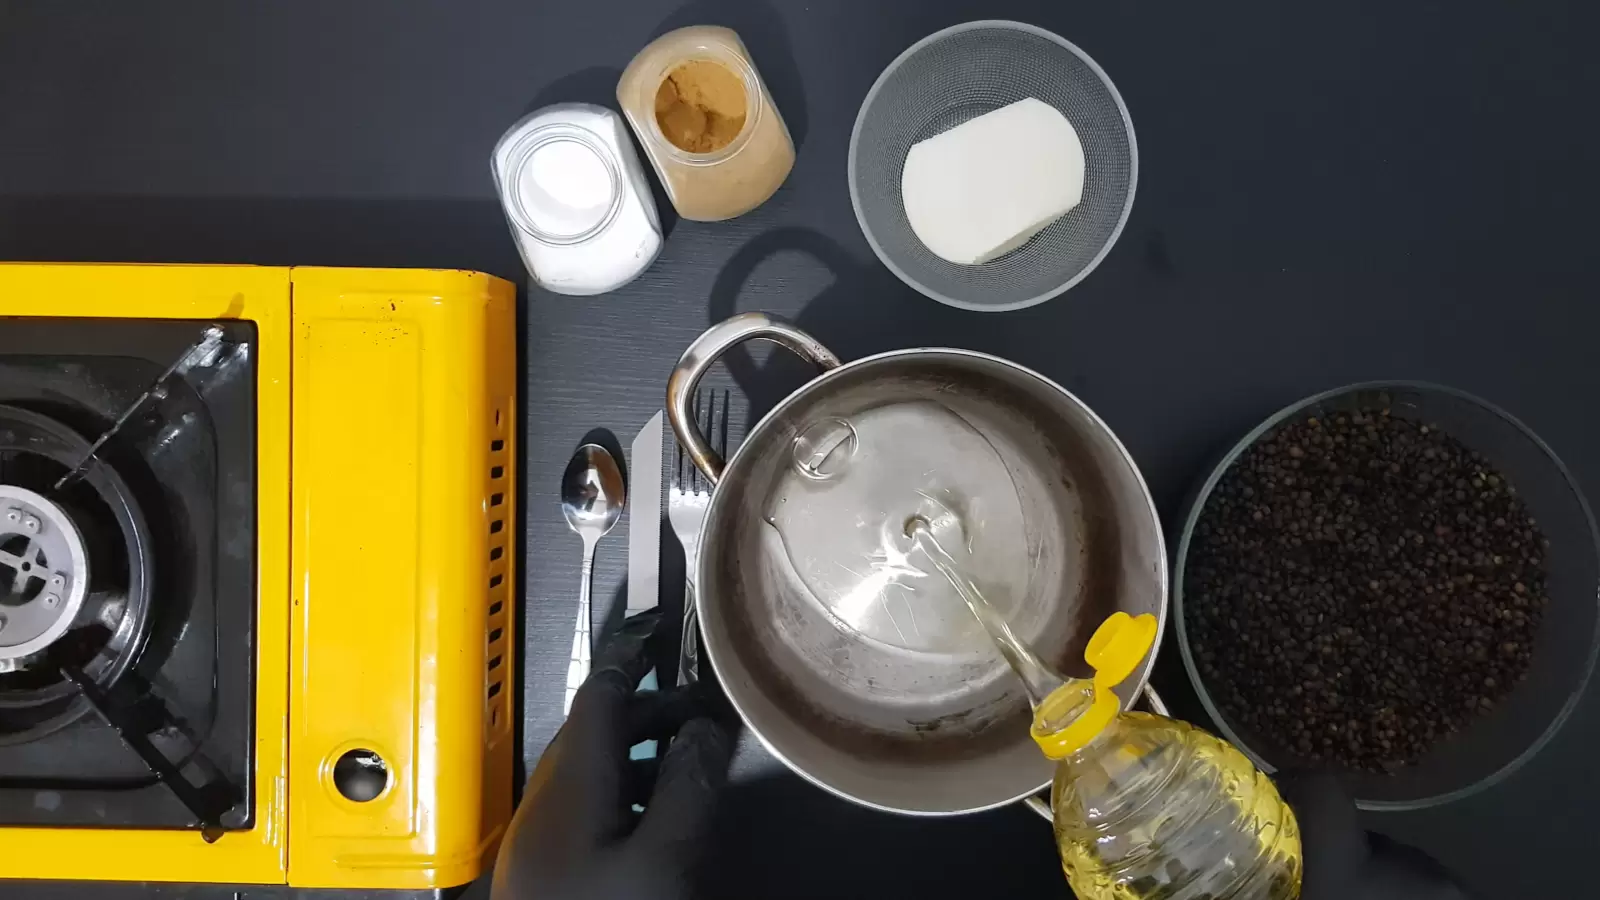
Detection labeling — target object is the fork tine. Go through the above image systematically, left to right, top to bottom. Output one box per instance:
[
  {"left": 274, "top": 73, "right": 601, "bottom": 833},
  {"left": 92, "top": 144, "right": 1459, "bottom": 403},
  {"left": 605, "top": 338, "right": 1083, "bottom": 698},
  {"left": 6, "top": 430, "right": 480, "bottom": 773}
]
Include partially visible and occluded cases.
[
  {"left": 677, "top": 387, "right": 733, "bottom": 494},
  {"left": 707, "top": 387, "right": 720, "bottom": 464},
  {"left": 703, "top": 388, "right": 715, "bottom": 468},
  {"left": 715, "top": 388, "right": 731, "bottom": 460},
  {"left": 690, "top": 389, "right": 705, "bottom": 493},
  {"left": 700, "top": 389, "right": 714, "bottom": 493}
]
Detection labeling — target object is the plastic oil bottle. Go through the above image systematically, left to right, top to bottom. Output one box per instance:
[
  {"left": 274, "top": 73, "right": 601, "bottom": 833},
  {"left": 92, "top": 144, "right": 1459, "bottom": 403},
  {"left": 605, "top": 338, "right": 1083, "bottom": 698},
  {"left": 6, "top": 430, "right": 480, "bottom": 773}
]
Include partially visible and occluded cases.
[{"left": 908, "top": 517, "right": 1303, "bottom": 900}]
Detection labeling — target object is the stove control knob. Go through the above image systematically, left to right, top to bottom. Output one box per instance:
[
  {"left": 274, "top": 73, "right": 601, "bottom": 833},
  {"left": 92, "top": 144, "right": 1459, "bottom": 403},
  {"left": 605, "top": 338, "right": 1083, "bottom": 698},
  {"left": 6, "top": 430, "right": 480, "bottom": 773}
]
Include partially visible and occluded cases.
[{"left": 333, "top": 749, "right": 390, "bottom": 803}]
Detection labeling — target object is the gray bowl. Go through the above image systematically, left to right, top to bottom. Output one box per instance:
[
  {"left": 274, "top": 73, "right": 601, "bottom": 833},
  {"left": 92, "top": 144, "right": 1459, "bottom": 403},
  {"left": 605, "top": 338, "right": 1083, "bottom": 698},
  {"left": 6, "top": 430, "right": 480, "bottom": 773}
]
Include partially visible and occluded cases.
[
  {"left": 848, "top": 21, "right": 1137, "bottom": 312},
  {"left": 1174, "top": 382, "right": 1600, "bottom": 810}
]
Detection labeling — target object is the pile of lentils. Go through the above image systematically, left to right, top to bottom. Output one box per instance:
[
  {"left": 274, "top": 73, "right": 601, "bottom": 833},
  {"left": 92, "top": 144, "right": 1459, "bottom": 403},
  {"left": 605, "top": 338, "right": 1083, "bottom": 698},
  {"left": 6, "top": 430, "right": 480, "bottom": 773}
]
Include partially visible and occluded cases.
[{"left": 1185, "top": 408, "right": 1548, "bottom": 772}]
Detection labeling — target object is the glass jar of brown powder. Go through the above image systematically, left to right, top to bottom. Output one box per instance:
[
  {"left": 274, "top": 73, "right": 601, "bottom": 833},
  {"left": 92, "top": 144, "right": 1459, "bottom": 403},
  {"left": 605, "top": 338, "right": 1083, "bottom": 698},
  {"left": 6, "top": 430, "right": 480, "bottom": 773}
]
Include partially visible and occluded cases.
[{"left": 618, "top": 25, "right": 796, "bottom": 222}]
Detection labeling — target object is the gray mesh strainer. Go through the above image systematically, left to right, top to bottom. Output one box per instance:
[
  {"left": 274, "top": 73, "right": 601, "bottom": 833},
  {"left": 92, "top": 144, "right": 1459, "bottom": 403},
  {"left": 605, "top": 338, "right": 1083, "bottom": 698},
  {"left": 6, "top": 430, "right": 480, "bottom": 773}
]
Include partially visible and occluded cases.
[{"left": 848, "top": 21, "right": 1137, "bottom": 312}]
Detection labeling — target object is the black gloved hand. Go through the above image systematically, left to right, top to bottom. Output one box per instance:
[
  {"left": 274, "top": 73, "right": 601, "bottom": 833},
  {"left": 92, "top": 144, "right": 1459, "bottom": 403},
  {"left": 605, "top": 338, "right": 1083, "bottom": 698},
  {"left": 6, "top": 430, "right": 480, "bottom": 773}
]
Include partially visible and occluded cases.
[
  {"left": 491, "top": 610, "right": 734, "bottom": 900},
  {"left": 1280, "top": 772, "right": 1473, "bottom": 900}
]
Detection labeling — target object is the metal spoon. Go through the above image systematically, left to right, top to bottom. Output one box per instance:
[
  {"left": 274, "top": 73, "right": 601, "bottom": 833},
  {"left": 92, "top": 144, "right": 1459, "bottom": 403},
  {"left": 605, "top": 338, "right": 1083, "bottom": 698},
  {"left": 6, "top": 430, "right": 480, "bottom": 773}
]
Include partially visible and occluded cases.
[{"left": 560, "top": 442, "right": 626, "bottom": 715}]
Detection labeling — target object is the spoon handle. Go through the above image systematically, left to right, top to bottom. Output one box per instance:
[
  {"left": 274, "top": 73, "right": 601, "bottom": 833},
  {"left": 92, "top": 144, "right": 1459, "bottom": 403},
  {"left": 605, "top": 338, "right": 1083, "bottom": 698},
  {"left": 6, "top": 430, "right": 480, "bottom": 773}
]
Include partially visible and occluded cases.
[{"left": 563, "top": 546, "right": 597, "bottom": 715}]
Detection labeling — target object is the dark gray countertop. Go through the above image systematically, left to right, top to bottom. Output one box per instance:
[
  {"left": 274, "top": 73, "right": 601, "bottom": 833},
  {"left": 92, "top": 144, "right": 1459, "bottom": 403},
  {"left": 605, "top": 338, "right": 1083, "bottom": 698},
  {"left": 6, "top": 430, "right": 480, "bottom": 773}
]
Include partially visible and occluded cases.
[{"left": 2, "top": 1, "right": 1598, "bottom": 896}]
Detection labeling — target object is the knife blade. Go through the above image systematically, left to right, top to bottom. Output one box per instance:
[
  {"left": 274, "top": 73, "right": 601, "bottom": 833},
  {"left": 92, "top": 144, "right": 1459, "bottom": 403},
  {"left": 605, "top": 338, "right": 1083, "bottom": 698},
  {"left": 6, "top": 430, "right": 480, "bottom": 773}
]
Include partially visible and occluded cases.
[
  {"left": 628, "top": 410, "right": 664, "bottom": 617},
  {"left": 626, "top": 411, "right": 664, "bottom": 761}
]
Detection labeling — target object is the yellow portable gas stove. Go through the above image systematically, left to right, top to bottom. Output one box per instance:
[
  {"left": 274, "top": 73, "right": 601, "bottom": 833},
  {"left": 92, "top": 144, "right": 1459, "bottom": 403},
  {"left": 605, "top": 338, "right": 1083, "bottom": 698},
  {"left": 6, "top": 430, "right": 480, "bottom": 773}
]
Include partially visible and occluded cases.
[{"left": 0, "top": 263, "right": 516, "bottom": 890}]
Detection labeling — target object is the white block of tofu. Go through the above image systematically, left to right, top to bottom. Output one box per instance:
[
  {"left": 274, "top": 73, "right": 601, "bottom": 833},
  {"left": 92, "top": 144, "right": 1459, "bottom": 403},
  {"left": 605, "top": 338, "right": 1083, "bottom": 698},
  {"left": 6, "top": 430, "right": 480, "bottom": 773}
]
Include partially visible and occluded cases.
[{"left": 901, "top": 97, "right": 1086, "bottom": 265}]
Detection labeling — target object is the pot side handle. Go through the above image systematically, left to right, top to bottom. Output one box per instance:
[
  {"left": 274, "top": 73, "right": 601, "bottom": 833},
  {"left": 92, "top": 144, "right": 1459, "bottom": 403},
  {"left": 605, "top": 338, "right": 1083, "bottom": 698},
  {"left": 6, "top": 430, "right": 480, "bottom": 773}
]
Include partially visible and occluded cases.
[
  {"left": 668, "top": 312, "right": 842, "bottom": 484},
  {"left": 1024, "top": 684, "right": 1170, "bottom": 822}
]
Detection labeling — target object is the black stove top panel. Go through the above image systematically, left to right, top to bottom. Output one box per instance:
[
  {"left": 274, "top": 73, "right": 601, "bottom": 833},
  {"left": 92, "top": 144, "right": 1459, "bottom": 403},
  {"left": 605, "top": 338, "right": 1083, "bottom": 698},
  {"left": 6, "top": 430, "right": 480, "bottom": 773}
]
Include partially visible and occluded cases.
[{"left": 0, "top": 318, "right": 257, "bottom": 833}]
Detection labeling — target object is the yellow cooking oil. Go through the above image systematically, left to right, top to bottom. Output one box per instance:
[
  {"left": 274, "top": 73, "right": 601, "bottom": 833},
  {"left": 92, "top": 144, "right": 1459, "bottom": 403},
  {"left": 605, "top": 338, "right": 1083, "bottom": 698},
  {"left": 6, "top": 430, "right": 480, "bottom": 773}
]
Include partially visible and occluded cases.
[
  {"left": 907, "top": 515, "right": 1303, "bottom": 900},
  {"left": 1044, "top": 698, "right": 1303, "bottom": 900}
]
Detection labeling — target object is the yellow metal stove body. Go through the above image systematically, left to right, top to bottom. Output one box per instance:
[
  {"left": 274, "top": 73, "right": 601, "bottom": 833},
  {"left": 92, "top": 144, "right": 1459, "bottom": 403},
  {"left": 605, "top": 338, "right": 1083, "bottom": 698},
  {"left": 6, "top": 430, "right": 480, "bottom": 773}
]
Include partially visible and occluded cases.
[{"left": 0, "top": 264, "right": 517, "bottom": 890}]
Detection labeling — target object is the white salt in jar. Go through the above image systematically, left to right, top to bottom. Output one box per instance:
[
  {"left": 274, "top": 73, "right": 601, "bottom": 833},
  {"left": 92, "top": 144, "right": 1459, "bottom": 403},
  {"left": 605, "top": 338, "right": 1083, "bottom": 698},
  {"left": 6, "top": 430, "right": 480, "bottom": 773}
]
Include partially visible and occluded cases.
[{"left": 492, "top": 103, "right": 663, "bottom": 295}]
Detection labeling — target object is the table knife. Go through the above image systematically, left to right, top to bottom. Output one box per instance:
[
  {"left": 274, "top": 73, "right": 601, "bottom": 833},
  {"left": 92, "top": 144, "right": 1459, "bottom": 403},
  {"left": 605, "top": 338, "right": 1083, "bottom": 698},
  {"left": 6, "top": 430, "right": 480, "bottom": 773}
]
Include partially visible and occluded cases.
[{"left": 627, "top": 411, "right": 664, "bottom": 760}]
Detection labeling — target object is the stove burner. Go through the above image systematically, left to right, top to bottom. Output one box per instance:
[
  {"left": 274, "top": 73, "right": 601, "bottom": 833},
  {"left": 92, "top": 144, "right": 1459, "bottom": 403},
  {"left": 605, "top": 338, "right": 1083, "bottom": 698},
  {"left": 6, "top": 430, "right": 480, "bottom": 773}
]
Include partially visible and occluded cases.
[
  {"left": 0, "top": 319, "right": 256, "bottom": 834},
  {"left": 0, "top": 404, "right": 153, "bottom": 742},
  {"left": 0, "top": 485, "right": 91, "bottom": 666}
]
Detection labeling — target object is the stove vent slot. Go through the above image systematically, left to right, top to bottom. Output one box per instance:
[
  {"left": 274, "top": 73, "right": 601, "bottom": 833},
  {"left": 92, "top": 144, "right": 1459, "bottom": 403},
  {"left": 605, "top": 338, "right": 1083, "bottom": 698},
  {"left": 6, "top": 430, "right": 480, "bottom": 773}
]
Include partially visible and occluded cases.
[{"left": 486, "top": 412, "right": 511, "bottom": 732}]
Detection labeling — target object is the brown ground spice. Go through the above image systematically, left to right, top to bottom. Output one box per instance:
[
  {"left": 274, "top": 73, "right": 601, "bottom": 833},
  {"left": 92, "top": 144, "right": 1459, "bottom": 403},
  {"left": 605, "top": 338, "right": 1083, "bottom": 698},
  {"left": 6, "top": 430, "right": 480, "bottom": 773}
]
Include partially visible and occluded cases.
[{"left": 654, "top": 59, "right": 747, "bottom": 153}]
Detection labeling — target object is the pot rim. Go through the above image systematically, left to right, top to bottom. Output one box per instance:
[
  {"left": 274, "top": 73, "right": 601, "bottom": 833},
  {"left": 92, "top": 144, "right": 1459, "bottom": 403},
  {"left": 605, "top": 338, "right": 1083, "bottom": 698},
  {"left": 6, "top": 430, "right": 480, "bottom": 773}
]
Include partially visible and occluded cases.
[{"left": 694, "top": 344, "right": 1170, "bottom": 815}]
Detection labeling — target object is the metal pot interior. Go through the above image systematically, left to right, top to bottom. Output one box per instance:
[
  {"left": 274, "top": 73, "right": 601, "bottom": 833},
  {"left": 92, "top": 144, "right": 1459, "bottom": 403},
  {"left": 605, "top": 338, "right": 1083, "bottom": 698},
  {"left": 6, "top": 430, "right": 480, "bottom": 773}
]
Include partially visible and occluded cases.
[{"left": 697, "top": 350, "right": 1166, "bottom": 814}]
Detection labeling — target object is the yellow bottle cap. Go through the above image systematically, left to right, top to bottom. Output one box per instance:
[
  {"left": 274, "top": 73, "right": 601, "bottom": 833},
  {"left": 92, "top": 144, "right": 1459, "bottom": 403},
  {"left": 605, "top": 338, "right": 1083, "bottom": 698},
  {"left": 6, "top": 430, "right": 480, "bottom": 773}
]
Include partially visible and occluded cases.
[
  {"left": 1086, "top": 611, "right": 1158, "bottom": 689},
  {"left": 1031, "top": 612, "right": 1158, "bottom": 759}
]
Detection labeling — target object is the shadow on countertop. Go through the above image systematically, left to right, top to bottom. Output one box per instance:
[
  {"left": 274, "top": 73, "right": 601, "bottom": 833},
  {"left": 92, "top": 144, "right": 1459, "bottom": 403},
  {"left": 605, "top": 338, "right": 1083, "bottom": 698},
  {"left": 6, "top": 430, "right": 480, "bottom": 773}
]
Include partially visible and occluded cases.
[
  {"left": 523, "top": 65, "right": 622, "bottom": 116},
  {"left": 702, "top": 225, "right": 965, "bottom": 435},
  {"left": 691, "top": 769, "right": 1064, "bottom": 900}
]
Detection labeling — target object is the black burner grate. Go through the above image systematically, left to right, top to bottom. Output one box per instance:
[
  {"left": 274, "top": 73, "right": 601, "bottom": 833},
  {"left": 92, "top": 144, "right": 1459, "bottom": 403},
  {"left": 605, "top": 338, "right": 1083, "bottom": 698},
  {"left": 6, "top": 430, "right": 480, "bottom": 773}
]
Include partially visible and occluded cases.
[{"left": 0, "top": 318, "right": 257, "bottom": 834}]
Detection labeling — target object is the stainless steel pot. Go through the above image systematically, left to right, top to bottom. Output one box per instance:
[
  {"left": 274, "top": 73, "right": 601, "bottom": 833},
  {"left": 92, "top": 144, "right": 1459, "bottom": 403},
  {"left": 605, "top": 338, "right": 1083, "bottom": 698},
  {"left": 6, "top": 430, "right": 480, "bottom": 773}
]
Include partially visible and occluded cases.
[{"left": 668, "top": 313, "right": 1168, "bottom": 816}]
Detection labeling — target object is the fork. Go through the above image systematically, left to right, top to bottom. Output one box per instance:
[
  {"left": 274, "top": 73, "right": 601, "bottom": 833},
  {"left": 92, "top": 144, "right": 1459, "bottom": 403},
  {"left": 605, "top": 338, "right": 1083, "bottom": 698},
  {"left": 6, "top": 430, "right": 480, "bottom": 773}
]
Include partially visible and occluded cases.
[{"left": 669, "top": 388, "right": 729, "bottom": 686}]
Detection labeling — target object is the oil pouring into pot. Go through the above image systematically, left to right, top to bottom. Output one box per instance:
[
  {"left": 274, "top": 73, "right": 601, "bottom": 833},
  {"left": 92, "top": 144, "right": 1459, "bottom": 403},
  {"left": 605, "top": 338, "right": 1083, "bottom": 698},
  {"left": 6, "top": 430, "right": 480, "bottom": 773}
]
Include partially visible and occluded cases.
[
  {"left": 667, "top": 312, "right": 1167, "bottom": 815},
  {"left": 668, "top": 313, "right": 1302, "bottom": 897},
  {"left": 903, "top": 506, "right": 1304, "bottom": 900}
]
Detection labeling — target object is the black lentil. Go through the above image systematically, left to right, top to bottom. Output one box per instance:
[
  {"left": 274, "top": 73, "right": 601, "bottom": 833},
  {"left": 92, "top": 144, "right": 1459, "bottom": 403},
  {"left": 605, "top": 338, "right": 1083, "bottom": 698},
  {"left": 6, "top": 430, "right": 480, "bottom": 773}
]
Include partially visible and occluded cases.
[{"left": 1185, "top": 408, "right": 1547, "bottom": 772}]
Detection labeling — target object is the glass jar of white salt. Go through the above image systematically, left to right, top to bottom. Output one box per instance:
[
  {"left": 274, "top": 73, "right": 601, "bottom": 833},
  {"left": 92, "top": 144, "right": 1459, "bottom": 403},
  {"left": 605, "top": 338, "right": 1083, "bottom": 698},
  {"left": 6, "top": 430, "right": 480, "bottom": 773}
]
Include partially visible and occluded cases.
[{"left": 491, "top": 102, "right": 663, "bottom": 296}]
